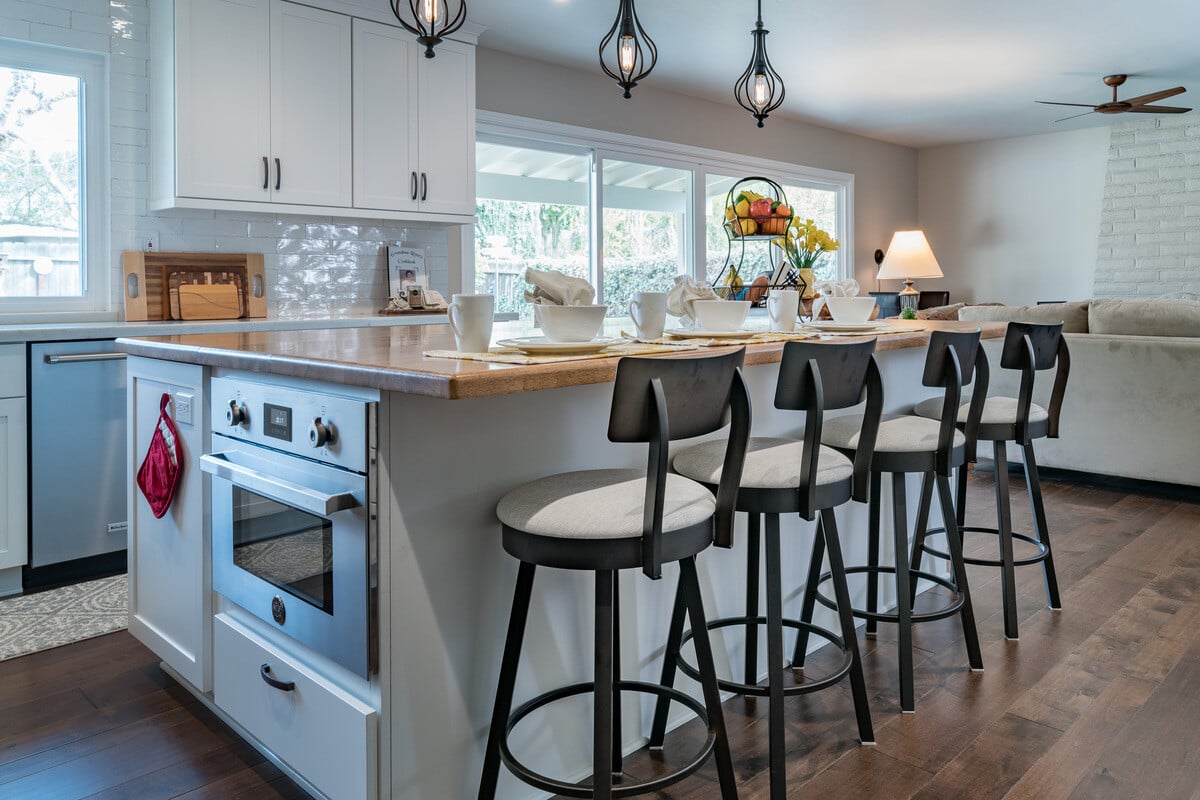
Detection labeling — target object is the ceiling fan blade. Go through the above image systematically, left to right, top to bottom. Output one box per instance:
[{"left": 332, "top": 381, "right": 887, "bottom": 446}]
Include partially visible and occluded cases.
[
  {"left": 1122, "top": 86, "right": 1186, "bottom": 107},
  {"left": 1036, "top": 101, "right": 1098, "bottom": 108},
  {"left": 1127, "top": 104, "right": 1192, "bottom": 113},
  {"left": 1054, "top": 110, "right": 1097, "bottom": 123}
]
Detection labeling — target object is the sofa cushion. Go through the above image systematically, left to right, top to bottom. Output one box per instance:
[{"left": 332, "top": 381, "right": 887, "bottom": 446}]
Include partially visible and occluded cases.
[
  {"left": 1088, "top": 298, "right": 1200, "bottom": 338},
  {"left": 957, "top": 301, "right": 1089, "bottom": 333},
  {"left": 916, "top": 302, "right": 966, "bottom": 321}
]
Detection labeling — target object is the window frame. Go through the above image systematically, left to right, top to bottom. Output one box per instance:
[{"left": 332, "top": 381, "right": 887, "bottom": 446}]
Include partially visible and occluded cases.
[
  {"left": 0, "top": 40, "right": 109, "bottom": 318},
  {"left": 473, "top": 111, "right": 854, "bottom": 302}
]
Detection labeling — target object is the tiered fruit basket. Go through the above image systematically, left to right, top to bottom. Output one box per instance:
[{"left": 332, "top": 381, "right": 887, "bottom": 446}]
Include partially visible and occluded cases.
[{"left": 712, "top": 177, "right": 807, "bottom": 312}]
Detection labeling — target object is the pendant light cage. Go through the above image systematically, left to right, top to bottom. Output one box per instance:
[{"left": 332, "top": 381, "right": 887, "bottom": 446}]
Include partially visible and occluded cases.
[
  {"left": 390, "top": 0, "right": 467, "bottom": 58},
  {"left": 599, "top": 0, "right": 658, "bottom": 99},
  {"left": 734, "top": 2, "right": 785, "bottom": 127}
]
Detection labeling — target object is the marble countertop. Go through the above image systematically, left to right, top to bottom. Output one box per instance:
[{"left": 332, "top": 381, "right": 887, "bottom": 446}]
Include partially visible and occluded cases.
[{"left": 116, "top": 319, "right": 1005, "bottom": 400}]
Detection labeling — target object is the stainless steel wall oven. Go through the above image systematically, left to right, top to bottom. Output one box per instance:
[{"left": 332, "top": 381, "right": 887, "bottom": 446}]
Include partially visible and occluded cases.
[{"left": 202, "top": 377, "right": 377, "bottom": 677}]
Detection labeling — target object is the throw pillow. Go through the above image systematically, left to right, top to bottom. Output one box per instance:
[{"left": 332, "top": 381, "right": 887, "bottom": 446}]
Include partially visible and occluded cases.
[{"left": 916, "top": 302, "right": 966, "bottom": 321}]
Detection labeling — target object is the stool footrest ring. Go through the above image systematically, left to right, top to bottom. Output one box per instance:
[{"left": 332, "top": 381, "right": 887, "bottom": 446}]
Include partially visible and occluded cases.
[
  {"left": 920, "top": 525, "right": 1051, "bottom": 567},
  {"left": 815, "top": 567, "right": 965, "bottom": 623},
  {"left": 675, "top": 615, "right": 853, "bottom": 697},
  {"left": 500, "top": 680, "right": 714, "bottom": 798}
]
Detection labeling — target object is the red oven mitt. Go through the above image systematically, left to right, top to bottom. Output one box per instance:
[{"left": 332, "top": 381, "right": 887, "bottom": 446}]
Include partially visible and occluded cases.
[{"left": 137, "top": 393, "right": 183, "bottom": 519}]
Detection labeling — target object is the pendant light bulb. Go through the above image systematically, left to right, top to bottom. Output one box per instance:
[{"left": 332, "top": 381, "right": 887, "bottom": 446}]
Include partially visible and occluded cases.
[
  {"left": 420, "top": 0, "right": 439, "bottom": 25},
  {"left": 599, "top": 0, "right": 658, "bottom": 99},
  {"left": 753, "top": 73, "right": 769, "bottom": 108}
]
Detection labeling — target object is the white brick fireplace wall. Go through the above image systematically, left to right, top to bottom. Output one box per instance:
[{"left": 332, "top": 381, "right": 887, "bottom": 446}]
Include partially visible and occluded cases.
[{"left": 1094, "top": 115, "right": 1200, "bottom": 298}]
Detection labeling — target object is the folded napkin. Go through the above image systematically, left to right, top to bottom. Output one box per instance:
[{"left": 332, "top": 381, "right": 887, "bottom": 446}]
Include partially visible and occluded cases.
[
  {"left": 523, "top": 267, "right": 596, "bottom": 306},
  {"left": 667, "top": 275, "right": 720, "bottom": 328}
]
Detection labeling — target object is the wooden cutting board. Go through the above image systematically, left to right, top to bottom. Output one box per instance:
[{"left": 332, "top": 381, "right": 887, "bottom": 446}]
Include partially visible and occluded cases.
[
  {"left": 122, "top": 251, "right": 267, "bottom": 321},
  {"left": 174, "top": 284, "right": 243, "bottom": 320}
]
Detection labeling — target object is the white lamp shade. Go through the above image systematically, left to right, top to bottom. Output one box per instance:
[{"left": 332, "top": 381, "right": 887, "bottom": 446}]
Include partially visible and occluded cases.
[{"left": 876, "top": 230, "right": 943, "bottom": 280}]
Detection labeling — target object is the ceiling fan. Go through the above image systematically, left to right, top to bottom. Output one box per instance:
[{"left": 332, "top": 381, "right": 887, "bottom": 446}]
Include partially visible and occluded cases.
[{"left": 1037, "top": 74, "right": 1191, "bottom": 123}]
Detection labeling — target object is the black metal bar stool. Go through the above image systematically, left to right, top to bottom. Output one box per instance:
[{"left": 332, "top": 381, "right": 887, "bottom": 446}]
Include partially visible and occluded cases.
[
  {"left": 911, "top": 321, "right": 1071, "bottom": 640},
  {"left": 816, "top": 330, "right": 987, "bottom": 712},
  {"left": 649, "top": 339, "right": 883, "bottom": 800},
  {"left": 478, "top": 349, "right": 751, "bottom": 800}
]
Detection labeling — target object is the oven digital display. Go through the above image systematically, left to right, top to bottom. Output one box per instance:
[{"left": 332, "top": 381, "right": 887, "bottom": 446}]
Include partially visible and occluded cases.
[{"left": 263, "top": 403, "right": 292, "bottom": 441}]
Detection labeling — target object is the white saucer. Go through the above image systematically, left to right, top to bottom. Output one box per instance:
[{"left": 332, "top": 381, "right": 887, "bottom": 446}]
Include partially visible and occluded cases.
[
  {"left": 804, "top": 321, "right": 889, "bottom": 333},
  {"left": 665, "top": 328, "right": 758, "bottom": 339},
  {"left": 497, "top": 336, "right": 618, "bottom": 355}
]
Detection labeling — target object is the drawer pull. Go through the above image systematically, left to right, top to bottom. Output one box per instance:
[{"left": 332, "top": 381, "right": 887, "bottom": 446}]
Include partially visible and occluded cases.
[{"left": 260, "top": 663, "right": 295, "bottom": 692}]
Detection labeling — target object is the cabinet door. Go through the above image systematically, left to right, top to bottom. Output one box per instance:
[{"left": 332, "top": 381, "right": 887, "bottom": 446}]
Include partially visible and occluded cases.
[
  {"left": 175, "top": 0, "right": 272, "bottom": 202},
  {"left": 270, "top": 0, "right": 352, "bottom": 207},
  {"left": 352, "top": 19, "right": 418, "bottom": 213},
  {"left": 416, "top": 38, "right": 475, "bottom": 216},
  {"left": 127, "top": 358, "right": 211, "bottom": 692},
  {"left": 0, "top": 398, "right": 27, "bottom": 572}
]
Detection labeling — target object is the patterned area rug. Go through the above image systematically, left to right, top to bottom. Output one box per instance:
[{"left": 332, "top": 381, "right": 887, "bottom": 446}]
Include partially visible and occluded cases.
[{"left": 0, "top": 575, "right": 128, "bottom": 662}]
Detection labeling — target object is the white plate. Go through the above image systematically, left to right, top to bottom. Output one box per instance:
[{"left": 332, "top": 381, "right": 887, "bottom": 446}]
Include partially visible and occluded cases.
[
  {"left": 804, "top": 321, "right": 890, "bottom": 333},
  {"left": 665, "top": 328, "right": 758, "bottom": 339},
  {"left": 497, "top": 336, "right": 619, "bottom": 355}
]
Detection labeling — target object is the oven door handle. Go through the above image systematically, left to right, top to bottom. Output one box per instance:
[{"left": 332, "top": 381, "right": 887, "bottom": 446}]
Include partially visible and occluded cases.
[{"left": 200, "top": 452, "right": 360, "bottom": 517}]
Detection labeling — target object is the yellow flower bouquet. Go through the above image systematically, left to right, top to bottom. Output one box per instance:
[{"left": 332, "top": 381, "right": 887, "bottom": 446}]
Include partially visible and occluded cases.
[{"left": 772, "top": 218, "right": 839, "bottom": 298}]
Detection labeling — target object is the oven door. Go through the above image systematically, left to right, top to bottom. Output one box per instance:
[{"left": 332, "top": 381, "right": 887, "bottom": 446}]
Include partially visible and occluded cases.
[{"left": 202, "top": 437, "right": 373, "bottom": 677}]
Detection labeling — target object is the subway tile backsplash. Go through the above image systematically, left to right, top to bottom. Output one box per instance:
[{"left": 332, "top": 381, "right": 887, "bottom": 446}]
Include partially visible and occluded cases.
[{"left": 2, "top": 0, "right": 452, "bottom": 319}]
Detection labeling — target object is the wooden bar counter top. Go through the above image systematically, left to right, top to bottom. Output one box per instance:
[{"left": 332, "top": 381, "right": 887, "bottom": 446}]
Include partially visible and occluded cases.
[{"left": 116, "top": 319, "right": 1004, "bottom": 400}]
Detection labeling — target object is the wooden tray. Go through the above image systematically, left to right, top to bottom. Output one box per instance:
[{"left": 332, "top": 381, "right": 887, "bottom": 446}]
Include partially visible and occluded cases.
[{"left": 123, "top": 251, "right": 266, "bottom": 321}]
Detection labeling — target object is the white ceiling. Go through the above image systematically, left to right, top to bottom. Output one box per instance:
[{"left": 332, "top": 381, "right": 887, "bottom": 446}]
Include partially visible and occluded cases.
[{"left": 464, "top": 0, "right": 1200, "bottom": 148}]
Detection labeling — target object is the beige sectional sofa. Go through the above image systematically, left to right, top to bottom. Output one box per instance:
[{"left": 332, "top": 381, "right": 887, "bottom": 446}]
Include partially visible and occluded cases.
[{"left": 956, "top": 298, "right": 1200, "bottom": 488}]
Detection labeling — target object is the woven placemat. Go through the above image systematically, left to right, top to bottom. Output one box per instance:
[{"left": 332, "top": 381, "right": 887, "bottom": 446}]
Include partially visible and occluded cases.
[{"left": 423, "top": 341, "right": 699, "bottom": 365}]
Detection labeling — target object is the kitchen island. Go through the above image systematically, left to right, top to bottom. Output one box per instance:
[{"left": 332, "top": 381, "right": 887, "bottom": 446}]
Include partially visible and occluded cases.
[{"left": 117, "top": 320, "right": 1002, "bottom": 800}]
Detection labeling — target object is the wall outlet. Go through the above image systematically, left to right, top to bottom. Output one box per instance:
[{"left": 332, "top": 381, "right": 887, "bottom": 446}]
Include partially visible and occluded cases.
[
  {"left": 142, "top": 231, "right": 159, "bottom": 251},
  {"left": 174, "top": 392, "right": 194, "bottom": 425}
]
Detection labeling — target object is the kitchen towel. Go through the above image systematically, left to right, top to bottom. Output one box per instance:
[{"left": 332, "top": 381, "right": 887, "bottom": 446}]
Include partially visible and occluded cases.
[
  {"left": 523, "top": 267, "right": 596, "bottom": 306},
  {"left": 136, "top": 393, "right": 183, "bottom": 519}
]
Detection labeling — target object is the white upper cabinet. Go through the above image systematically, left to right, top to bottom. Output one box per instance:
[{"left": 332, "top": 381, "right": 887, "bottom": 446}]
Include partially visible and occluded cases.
[
  {"left": 152, "top": 0, "right": 474, "bottom": 222},
  {"left": 270, "top": 1, "right": 352, "bottom": 207},
  {"left": 353, "top": 22, "right": 475, "bottom": 217}
]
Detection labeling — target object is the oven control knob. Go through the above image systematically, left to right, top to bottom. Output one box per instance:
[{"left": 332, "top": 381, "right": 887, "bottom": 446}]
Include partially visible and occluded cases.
[
  {"left": 226, "top": 400, "right": 248, "bottom": 427},
  {"left": 310, "top": 417, "right": 336, "bottom": 447}
]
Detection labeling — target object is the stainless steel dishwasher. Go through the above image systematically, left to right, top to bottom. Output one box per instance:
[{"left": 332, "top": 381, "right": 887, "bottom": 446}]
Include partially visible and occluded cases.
[{"left": 27, "top": 340, "right": 128, "bottom": 585}]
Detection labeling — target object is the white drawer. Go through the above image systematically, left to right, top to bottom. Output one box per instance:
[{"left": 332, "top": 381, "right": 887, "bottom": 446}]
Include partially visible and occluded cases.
[
  {"left": 0, "top": 345, "right": 24, "bottom": 399},
  {"left": 213, "top": 614, "right": 377, "bottom": 800}
]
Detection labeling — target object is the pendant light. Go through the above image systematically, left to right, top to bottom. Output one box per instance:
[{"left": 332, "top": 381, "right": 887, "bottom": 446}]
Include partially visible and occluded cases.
[
  {"left": 390, "top": 0, "right": 467, "bottom": 58},
  {"left": 599, "top": 0, "right": 658, "bottom": 99},
  {"left": 734, "top": 0, "right": 785, "bottom": 127}
]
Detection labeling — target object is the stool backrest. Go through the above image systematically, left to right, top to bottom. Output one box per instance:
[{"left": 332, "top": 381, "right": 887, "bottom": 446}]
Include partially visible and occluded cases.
[
  {"left": 999, "top": 321, "right": 1070, "bottom": 440},
  {"left": 923, "top": 329, "right": 986, "bottom": 473},
  {"left": 776, "top": 339, "right": 882, "bottom": 509},
  {"left": 608, "top": 349, "right": 751, "bottom": 578}
]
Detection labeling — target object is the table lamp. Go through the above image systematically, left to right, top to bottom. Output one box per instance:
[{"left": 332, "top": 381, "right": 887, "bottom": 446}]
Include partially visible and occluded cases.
[{"left": 876, "top": 230, "right": 942, "bottom": 314}]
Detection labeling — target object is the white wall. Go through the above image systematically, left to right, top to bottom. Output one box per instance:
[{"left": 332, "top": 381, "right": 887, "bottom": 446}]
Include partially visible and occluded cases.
[
  {"left": 0, "top": 1, "right": 449, "bottom": 320},
  {"left": 475, "top": 48, "right": 919, "bottom": 290},
  {"left": 917, "top": 127, "right": 1110, "bottom": 304}
]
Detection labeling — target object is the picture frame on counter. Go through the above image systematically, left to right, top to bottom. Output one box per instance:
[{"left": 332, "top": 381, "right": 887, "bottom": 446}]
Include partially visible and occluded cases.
[{"left": 388, "top": 245, "right": 427, "bottom": 299}]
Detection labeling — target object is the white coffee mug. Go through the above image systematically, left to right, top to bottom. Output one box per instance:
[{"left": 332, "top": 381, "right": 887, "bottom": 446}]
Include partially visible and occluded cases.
[
  {"left": 767, "top": 290, "right": 800, "bottom": 332},
  {"left": 628, "top": 291, "right": 668, "bottom": 340},
  {"left": 447, "top": 294, "right": 494, "bottom": 353}
]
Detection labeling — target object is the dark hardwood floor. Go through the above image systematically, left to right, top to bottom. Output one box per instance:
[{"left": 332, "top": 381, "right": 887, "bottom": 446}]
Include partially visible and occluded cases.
[{"left": 3, "top": 471, "right": 1199, "bottom": 799}]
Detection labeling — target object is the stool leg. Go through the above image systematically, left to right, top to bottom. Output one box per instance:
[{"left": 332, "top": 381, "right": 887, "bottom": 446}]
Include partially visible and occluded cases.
[
  {"left": 993, "top": 441, "right": 1020, "bottom": 640},
  {"left": 1023, "top": 443, "right": 1062, "bottom": 611},
  {"left": 956, "top": 463, "right": 969, "bottom": 544},
  {"left": 866, "top": 470, "right": 883, "bottom": 636},
  {"left": 908, "top": 472, "right": 935, "bottom": 607},
  {"left": 891, "top": 473, "right": 915, "bottom": 713},
  {"left": 936, "top": 473, "right": 984, "bottom": 671},
  {"left": 821, "top": 508, "right": 875, "bottom": 744},
  {"left": 745, "top": 512, "right": 762, "bottom": 686},
  {"left": 764, "top": 514, "right": 787, "bottom": 800},
  {"left": 790, "top": 516, "right": 826, "bottom": 669},
  {"left": 680, "top": 556, "right": 739, "bottom": 800},
  {"left": 478, "top": 562, "right": 537, "bottom": 800},
  {"left": 593, "top": 569, "right": 614, "bottom": 799},
  {"left": 611, "top": 571, "right": 622, "bottom": 778},
  {"left": 648, "top": 575, "right": 687, "bottom": 748}
]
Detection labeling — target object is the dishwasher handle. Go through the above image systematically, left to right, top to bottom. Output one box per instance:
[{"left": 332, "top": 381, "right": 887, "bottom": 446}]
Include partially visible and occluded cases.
[
  {"left": 43, "top": 352, "right": 127, "bottom": 365},
  {"left": 200, "top": 452, "right": 360, "bottom": 517}
]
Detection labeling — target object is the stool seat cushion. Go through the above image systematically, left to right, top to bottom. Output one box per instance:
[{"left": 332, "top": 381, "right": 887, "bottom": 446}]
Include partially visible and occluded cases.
[
  {"left": 911, "top": 395, "right": 1049, "bottom": 426},
  {"left": 821, "top": 413, "right": 965, "bottom": 453},
  {"left": 672, "top": 437, "right": 853, "bottom": 490},
  {"left": 497, "top": 469, "right": 714, "bottom": 539}
]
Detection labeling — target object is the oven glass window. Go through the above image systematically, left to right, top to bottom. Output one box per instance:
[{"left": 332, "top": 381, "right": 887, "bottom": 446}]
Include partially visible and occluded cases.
[{"left": 232, "top": 487, "right": 333, "bottom": 613}]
